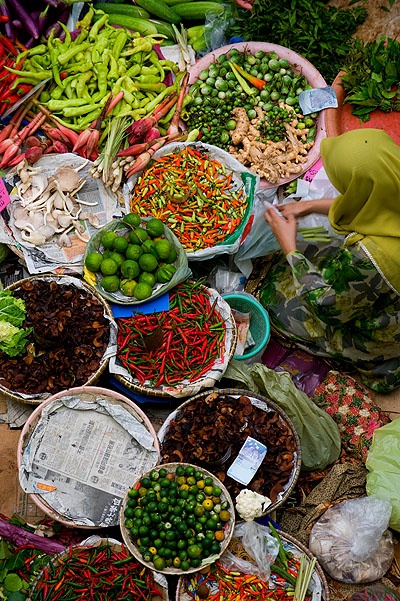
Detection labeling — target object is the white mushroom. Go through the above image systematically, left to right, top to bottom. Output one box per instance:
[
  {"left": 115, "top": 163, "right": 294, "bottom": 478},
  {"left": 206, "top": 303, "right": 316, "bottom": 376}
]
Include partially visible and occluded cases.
[{"left": 21, "top": 229, "right": 47, "bottom": 246}]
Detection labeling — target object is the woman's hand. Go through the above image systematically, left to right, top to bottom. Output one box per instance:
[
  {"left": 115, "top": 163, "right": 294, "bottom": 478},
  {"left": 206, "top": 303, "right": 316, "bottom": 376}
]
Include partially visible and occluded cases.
[
  {"left": 231, "top": 0, "right": 254, "bottom": 9},
  {"left": 278, "top": 202, "right": 309, "bottom": 219},
  {"left": 265, "top": 207, "right": 298, "bottom": 255}
]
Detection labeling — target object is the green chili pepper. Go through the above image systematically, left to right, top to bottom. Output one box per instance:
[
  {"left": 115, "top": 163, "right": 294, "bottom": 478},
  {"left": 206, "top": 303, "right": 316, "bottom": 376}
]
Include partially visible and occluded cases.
[
  {"left": 88, "top": 12, "right": 109, "bottom": 40},
  {"left": 112, "top": 29, "right": 128, "bottom": 61},
  {"left": 57, "top": 42, "right": 91, "bottom": 66},
  {"left": 15, "top": 44, "right": 47, "bottom": 65},
  {"left": 64, "top": 61, "right": 93, "bottom": 75},
  {"left": 76, "top": 71, "right": 94, "bottom": 98},
  {"left": 47, "top": 98, "right": 90, "bottom": 111}
]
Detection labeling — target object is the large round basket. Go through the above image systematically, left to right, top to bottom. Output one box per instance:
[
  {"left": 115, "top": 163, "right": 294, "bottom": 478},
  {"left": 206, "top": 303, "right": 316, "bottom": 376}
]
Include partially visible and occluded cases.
[
  {"left": 188, "top": 42, "right": 327, "bottom": 190},
  {"left": 0, "top": 274, "right": 116, "bottom": 405},
  {"left": 111, "top": 284, "right": 238, "bottom": 400},
  {"left": 17, "top": 386, "right": 160, "bottom": 528},
  {"left": 158, "top": 389, "right": 301, "bottom": 515},
  {"left": 120, "top": 462, "right": 235, "bottom": 576},
  {"left": 176, "top": 529, "right": 330, "bottom": 601},
  {"left": 29, "top": 538, "right": 169, "bottom": 601}
]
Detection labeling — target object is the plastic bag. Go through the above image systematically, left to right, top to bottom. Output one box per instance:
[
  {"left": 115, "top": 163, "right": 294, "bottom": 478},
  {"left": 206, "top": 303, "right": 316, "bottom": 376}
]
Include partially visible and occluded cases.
[
  {"left": 205, "top": 266, "right": 246, "bottom": 295},
  {"left": 222, "top": 361, "right": 341, "bottom": 471},
  {"left": 366, "top": 418, "right": 400, "bottom": 532},
  {"left": 309, "top": 497, "right": 394, "bottom": 583},
  {"left": 219, "top": 521, "right": 279, "bottom": 582},
  {"left": 348, "top": 584, "right": 400, "bottom": 601}
]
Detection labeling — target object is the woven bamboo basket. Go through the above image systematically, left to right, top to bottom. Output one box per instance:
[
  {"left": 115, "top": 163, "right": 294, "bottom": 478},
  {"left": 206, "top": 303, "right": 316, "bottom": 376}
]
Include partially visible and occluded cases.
[
  {"left": 0, "top": 274, "right": 115, "bottom": 405},
  {"left": 112, "top": 284, "right": 238, "bottom": 399},
  {"left": 17, "top": 386, "right": 160, "bottom": 529},
  {"left": 158, "top": 388, "right": 302, "bottom": 515},
  {"left": 120, "top": 462, "right": 236, "bottom": 576},
  {"left": 176, "top": 529, "right": 330, "bottom": 601},
  {"left": 28, "top": 538, "right": 169, "bottom": 601}
]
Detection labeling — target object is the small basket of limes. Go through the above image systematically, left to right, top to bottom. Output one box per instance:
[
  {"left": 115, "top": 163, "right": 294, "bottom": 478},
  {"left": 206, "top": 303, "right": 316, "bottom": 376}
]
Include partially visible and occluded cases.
[
  {"left": 83, "top": 213, "right": 191, "bottom": 304},
  {"left": 120, "top": 463, "right": 235, "bottom": 575}
]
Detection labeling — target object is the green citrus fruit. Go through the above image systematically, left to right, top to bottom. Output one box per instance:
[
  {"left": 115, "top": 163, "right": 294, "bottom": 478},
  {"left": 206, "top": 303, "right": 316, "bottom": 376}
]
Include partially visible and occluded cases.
[
  {"left": 123, "top": 212, "right": 141, "bottom": 227},
  {"left": 146, "top": 218, "right": 164, "bottom": 238},
  {"left": 129, "top": 228, "right": 149, "bottom": 245},
  {"left": 101, "top": 231, "right": 117, "bottom": 250},
  {"left": 113, "top": 235, "right": 129, "bottom": 253},
  {"left": 141, "top": 239, "right": 157, "bottom": 255},
  {"left": 154, "top": 239, "right": 173, "bottom": 260},
  {"left": 125, "top": 244, "right": 143, "bottom": 261},
  {"left": 165, "top": 247, "right": 177, "bottom": 264},
  {"left": 84, "top": 251, "right": 103, "bottom": 272},
  {"left": 109, "top": 251, "right": 125, "bottom": 268},
  {"left": 139, "top": 253, "right": 158, "bottom": 273},
  {"left": 100, "top": 257, "right": 119, "bottom": 276},
  {"left": 121, "top": 259, "right": 140, "bottom": 279},
  {"left": 156, "top": 266, "right": 174, "bottom": 284},
  {"left": 139, "top": 272, "right": 156, "bottom": 287},
  {"left": 101, "top": 275, "right": 120, "bottom": 292},
  {"left": 120, "top": 279, "right": 137, "bottom": 297},
  {"left": 134, "top": 282, "right": 153, "bottom": 301}
]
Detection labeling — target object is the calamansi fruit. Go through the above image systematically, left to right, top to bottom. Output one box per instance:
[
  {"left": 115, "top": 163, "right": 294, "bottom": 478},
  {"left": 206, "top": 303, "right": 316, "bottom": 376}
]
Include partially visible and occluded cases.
[
  {"left": 123, "top": 212, "right": 141, "bottom": 227},
  {"left": 146, "top": 218, "right": 164, "bottom": 238},
  {"left": 129, "top": 228, "right": 149, "bottom": 244},
  {"left": 101, "top": 231, "right": 117, "bottom": 249},
  {"left": 113, "top": 235, "right": 129, "bottom": 253},
  {"left": 154, "top": 239, "right": 172, "bottom": 260},
  {"left": 126, "top": 244, "right": 143, "bottom": 261},
  {"left": 165, "top": 247, "right": 177, "bottom": 264},
  {"left": 84, "top": 251, "right": 103, "bottom": 272},
  {"left": 109, "top": 251, "right": 125, "bottom": 268},
  {"left": 139, "top": 253, "right": 158, "bottom": 273},
  {"left": 100, "top": 257, "right": 119, "bottom": 276},
  {"left": 121, "top": 259, "right": 140, "bottom": 280},
  {"left": 139, "top": 272, "right": 156, "bottom": 287},
  {"left": 100, "top": 275, "right": 120, "bottom": 292},
  {"left": 120, "top": 279, "right": 137, "bottom": 297},
  {"left": 134, "top": 282, "right": 153, "bottom": 301}
]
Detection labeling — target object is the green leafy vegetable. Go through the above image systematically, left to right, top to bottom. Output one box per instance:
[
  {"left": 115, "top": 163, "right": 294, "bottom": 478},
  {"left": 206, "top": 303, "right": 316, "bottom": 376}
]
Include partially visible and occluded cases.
[
  {"left": 225, "top": 0, "right": 367, "bottom": 84},
  {"left": 340, "top": 36, "right": 400, "bottom": 121},
  {"left": 0, "top": 290, "right": 32, "bottom": 357}
]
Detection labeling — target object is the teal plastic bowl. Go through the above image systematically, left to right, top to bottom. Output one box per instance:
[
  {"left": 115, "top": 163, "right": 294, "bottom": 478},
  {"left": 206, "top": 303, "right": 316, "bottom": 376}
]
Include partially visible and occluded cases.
[{"left": 223, "top": 293, "right": 271, "bottom": 361}]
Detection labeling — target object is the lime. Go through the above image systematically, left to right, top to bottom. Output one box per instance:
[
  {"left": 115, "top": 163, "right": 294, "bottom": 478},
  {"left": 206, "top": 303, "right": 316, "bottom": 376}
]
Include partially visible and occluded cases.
[
  {"left": 123, "top": 212, "right": 141, "bottom": 227},
  {"left": 146, "top": 218, "right": 165, "bottom": 238},
  {"left": 129, "top": 227, "right": 149, "bottom": 244},
  {"left": 101, "top": 231, "right": 117, "bottom": 249},
  {"left": 113, "top": 235, "right": 129, "bottom": 253},
  {"left": 141, "top": 239, "right": 157, "bottom": 255},
  {"left": 154, "top": 239, "right": 173, "bottom": 260},
  {"left": 126, "top": 244, "right": 143, "bottom": 261},
  {"left": 165, "top": 247, "right": 178, "bottom": 264},
  {"left": 84, "top": 251, "right": 103, "bottom": 272},
  {"left": 109, "top": 251, "right": 125, "bottom": 268},
  {"left": 139, "top": 253, "right": 158, "bottom": 273},
  {"left": 100, "top": 258, "right": 119, "bottom": 276},
  {"left": 121, "top": 259, "right": 140, "bottom": 280},
  {"left": 156, "top": 267, "right": 172, "bottom": 284},
  {"left": 139, "top": 272, "right": 156, "bottom": 287},
  {"left": 120, "top": 279, "right": 137, "bottom": 297},
  {"left": 134, "top": 282, "right": 153, "bottom": 301},
  {"left": 187, "top": 544, "right": 202, "bottom": 559},
  {"left": 153, "top": 557, "right": 166, "bottom": 571}
]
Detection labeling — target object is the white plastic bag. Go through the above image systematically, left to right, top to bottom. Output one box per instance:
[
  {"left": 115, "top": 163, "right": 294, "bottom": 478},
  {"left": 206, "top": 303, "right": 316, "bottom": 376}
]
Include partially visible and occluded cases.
[{"left": 309, "top": 496, "right": 394, "bottom": 583}]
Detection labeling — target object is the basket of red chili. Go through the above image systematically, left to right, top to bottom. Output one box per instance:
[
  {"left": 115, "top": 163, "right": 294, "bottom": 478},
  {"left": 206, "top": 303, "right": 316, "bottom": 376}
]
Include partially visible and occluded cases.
[
  {"left": 128, "top": 142, "right": 258, "bottom": 260},
  {"left": 109, "top": 279, "right": 238, "bottom": 399},
  {"left": 158, "top": 389, "right": 301, "bottom": 516},
  {"left": 120, "top": 463, "right": 235, "bottom": 575},
  {"left": 29, "top": 538, "right": 169, "bottom": 601}
]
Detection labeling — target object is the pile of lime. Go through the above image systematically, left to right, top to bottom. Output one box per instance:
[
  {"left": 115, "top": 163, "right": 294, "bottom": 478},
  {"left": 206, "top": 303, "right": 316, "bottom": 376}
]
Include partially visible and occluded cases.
[
  {"left": 84, "top": 214, "right": 178, "bottom": 301},
  {"left": 123, "top": 465, "right": 232, "bottom": 572}
]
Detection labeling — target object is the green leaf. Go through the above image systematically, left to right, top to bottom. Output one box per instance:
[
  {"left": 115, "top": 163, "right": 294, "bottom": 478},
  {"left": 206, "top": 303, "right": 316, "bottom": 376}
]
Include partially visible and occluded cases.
[
  {"left": 0, "top": 542, "right": 11, "bottom": 561},
  {"left": 4, "top": 574, "right": 23, "bottom": 592}
]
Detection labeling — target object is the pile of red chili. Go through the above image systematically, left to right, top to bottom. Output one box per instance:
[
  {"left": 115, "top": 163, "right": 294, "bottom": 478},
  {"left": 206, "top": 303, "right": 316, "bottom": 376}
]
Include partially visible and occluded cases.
[
  {"left": 0, "top": 33, "right": 30, "bottom": 115},
  {"left": 129, "top": 145, "right": 248, "bottom": 252},
  {"left": 117, "top": 280, "right": 227, "bottom": 387},
  {"left": 30, "top": 544, "right": 163, "bottom": 601}
]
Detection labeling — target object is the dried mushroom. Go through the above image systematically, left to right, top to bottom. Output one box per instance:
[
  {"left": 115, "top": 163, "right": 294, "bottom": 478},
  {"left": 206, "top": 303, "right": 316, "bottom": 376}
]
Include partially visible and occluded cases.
[
  {"left": 0, "top": 279, "right": 110, "bottom": 396},
  {"left": 160, "top": 393, "right": 298, "bottom": 505}
]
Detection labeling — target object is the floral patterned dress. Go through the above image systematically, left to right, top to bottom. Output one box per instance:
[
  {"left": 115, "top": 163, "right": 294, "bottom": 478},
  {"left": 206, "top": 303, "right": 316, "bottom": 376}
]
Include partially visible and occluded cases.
[{"left": 259, "top": 239, "right": 400, "bottom": 393}]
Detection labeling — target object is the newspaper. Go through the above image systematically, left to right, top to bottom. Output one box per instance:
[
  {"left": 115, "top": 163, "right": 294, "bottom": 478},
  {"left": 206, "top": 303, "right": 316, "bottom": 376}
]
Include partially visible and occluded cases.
[
  {"left": 1, "top": 154, "right": 125, "bottom": 275},
  {"left": 19, "top": 393, "right": 159, "bottom": 527}
]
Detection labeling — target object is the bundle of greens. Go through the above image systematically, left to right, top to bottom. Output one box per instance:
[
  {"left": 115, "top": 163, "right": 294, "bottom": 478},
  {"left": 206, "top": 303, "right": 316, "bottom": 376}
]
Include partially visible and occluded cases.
[
  {"left": 225, "top": 0, "right": 367, "bottom": 84},
  {"left": 0, "top": 290, "right": 32, "bottom": 357}
]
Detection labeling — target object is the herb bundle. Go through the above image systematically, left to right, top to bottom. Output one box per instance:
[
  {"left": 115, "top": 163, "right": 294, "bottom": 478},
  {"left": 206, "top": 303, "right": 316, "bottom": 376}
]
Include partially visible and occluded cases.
[{"left": 225, "top": 0, "right": 367, "bottom": 84}]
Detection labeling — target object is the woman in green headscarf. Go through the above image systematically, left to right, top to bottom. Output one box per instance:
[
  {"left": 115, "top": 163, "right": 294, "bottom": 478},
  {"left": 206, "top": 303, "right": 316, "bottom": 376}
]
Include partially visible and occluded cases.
[{"left": 260, "top": 129, "right": 400, "bottom": 392}]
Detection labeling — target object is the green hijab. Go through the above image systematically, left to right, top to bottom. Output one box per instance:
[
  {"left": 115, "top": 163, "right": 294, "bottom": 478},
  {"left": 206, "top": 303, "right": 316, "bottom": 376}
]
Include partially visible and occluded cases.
[{"left": 320, "top": 129, "right": 400, "bottom": 295}]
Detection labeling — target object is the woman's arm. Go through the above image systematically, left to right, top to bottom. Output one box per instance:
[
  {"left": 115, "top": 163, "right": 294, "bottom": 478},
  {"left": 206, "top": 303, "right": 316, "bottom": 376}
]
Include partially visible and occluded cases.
[
  {"left": 278, "top": 198, "right": 335, "bottom": 219},
  {"left": 264, "top": 207, "right": 298, "bottom": 255}
]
